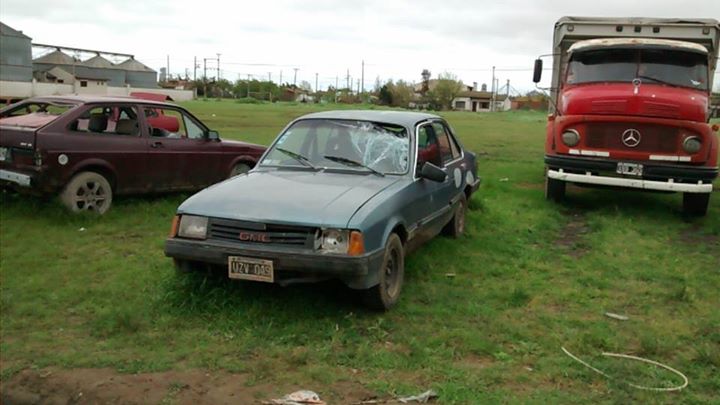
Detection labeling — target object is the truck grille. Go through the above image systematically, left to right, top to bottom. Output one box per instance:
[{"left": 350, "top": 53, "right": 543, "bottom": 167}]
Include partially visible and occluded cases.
[
  {"left": 585, "top": 123, "right": 678, "bottom": 153},
  {"left": 208, "top": 218, "right": 317, "bottom": 248}
]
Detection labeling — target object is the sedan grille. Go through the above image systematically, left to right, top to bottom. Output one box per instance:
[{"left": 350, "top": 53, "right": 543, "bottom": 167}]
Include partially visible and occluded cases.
[
  {"left": 584, "top": 123, "right": 678, "bottom": 153},
  {"left": 208, "top": 218, "right": 316, "bottom": 248}
]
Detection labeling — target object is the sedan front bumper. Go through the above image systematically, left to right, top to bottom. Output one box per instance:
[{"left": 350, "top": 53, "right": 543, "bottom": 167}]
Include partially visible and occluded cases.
[{"left": 164, "top": 237, "right": 386, "bottom": 289}]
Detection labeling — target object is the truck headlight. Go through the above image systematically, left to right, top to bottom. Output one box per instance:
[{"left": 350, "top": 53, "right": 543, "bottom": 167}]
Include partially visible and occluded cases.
[
  {"left": 561, "top": 129, "right": 580, "bottom": 147},
  {"left": 682, "top": 136, "right": 701, "bottom": 154},
  {"left": 177, "top": 215, "right": 208, "bottom": 239},
  {"left": 318, "top": 229, "right": 364, "bottom": 255}
]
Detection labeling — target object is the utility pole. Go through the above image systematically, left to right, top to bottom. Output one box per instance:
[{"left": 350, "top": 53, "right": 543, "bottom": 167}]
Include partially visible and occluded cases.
[
  {"left": 216, "top": 53, "right": 221, "bottom": 81},
  {"left": 166, "top": 55, "right": 170, "bottom": 81},
  {"left": 193, "top": 56, "right": 197, "bottom": 81},
  {"left": 203, "top": 58, "right": 208, "bottom": 98},
  {"left": 361, "top": 60, "right": 364, "bottom": 94},
  {"left": 491, "top": 66, "right": 496, "bottom": 112},
  {"left": 293, "top": 68, "right": 299, "bottom": 86},
  {"left": 346, "top": 69, "right": 350, "bottom": 90},
  {"left": 279, "top": 70, "right": 283, "bottom": 85},
  {"left": 268, "top": 72, "right": 272, "bottom": 83},
  {"left": 315, "top": 73, "right": 318, "bottom": 93},
  {"left": 247, "top": 74, "right": 251, "bottom": 98},
  {"left": 335, "top": 75, "right": 338, "bottom": 103},
  {"left": 356, "top": 79, "right": 360, "bottom": 94},
  {"left": 506, "top": 79, "right": 510, "bottom": 98}
]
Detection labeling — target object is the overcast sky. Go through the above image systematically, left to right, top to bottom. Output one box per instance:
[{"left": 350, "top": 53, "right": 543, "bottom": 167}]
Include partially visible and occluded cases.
[{"left": 2, "top": 0, "right": 719, "bottom": 92}]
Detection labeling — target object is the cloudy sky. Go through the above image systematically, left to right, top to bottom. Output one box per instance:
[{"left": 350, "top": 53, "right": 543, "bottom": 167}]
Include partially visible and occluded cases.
[{"left": 2, "top": 0, "right": 719, "bottom": 92}]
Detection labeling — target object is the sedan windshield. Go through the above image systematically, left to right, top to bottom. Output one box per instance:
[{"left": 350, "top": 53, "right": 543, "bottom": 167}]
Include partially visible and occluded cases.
[
  {"left": 566, "top": 48, "right": 708, "bottom": 90},
  {"left": 261, "top": 119, "right": 410, "bottom": 175}
]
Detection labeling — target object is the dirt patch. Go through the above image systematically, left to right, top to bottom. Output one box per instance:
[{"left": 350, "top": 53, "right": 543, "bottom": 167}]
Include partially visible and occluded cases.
[
  {"left": 515, "top": 182, "right": 543, "bottom": 190},
  {"left": 556, "top": 212, "right": 591, "bottom": 258},
  {"left": 678, "top": 225, "right": 720, "bottom": 259},
  {"left": 1, "top": 367, "right": 376, "bottom": 405}
]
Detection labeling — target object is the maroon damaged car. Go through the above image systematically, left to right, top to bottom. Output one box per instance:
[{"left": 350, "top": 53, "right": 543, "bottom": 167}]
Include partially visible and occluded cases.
[{"left": 0, "top": 95, "right": 265, "bottom": 214}]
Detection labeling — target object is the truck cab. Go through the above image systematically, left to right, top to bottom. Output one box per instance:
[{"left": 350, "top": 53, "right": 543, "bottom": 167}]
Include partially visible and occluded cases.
[{"left": 535, "top": 17, "right": 719, "bottom": 216}]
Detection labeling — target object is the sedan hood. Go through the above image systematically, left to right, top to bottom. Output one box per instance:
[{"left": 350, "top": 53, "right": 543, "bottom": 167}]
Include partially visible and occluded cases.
[{"left": 178, "top": 169, "right": 401, "bottom": 228}]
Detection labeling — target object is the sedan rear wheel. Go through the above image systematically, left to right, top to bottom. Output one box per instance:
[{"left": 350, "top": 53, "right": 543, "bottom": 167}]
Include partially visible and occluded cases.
[
  {"left": 60, "top": 171, "right": 113, "bottom": 214},
  {"left": 363, "top": 234, "right": 404, "bottom": 310}
]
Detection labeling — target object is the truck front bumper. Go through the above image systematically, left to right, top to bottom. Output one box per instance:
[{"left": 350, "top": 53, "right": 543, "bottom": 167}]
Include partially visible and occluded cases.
[
  {"left": 546, "top": 155, "right": 716, "bottom": 194},
  {"left": 164, "top": 237, "right": 386, "bottom": 289}
]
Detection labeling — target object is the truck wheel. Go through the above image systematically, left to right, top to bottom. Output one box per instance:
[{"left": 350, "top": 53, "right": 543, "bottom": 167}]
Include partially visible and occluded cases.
[
  {"left": 229, "top": 163, "right": 251, "bottom": 178},
  {"left": 60, "top": 171, "right": 113, "bottom": 214},
  {"left": 545, "top": 175, "right": 566, "bottom": 202},
  {"left": 682, "top": 193, "right": 710, "bottom": 217},
  {"left": 442, "top": 194, "right": 467, "bottom": 238},
  {"left": 363, "top": 234, "right": 404, "bottom": 311}
]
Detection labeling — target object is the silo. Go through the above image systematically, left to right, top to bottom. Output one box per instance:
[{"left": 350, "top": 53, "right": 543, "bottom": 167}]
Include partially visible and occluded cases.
[
  {"left": 1, "top": 22, "right": 33, "bottom": 82},
  {"left": 33, "top": 50, "right": 76, "bottom": 79},
  {"left": 77, "top": 55, "right": 126, "bottom": 86},
  {"left": 118, "top": 58, "right": 157, "bottom": 88}
]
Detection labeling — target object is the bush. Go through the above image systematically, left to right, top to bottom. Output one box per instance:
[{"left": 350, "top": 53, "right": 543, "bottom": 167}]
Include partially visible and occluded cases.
[{"left": 234, "top": 97, "right": 264, "bottom": 104}]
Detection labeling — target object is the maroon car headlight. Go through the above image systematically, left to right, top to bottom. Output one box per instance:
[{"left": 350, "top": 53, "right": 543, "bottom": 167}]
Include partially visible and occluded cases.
[{"left": 178, "top": 215, "right": 208, "bottom": 240}]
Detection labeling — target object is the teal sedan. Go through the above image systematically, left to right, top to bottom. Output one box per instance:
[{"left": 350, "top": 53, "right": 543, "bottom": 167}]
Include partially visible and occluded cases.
[{"left": 165, "top": 110, "right": 481, "bottom": 310}]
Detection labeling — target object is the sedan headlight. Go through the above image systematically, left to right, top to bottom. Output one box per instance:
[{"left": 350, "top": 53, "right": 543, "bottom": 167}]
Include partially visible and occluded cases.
[
  {"left": 561, "top": 129, "right": 580, "bottom": 147},
  {"left": 682, "top": 136, "right": 702, "bottom": 154},
  {"left": 177, "top": 215, "right": 208, "bottom": 239},
  {"left": 318, "top": 229, "right": 364, "bottom": 255}
]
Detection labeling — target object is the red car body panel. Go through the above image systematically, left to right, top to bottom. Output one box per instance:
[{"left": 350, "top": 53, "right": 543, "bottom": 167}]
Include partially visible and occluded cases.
[{"left": 0, "top": 96, "right": 266, "bottom": 195}]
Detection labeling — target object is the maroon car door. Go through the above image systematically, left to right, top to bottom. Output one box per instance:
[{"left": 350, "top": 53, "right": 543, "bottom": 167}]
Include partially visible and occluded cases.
[
  {"left": 38, "top": 103, "right": 149, "bottom": 194},
  {"left": 140, "top": 105, "right": 224, "bottom": 190}
]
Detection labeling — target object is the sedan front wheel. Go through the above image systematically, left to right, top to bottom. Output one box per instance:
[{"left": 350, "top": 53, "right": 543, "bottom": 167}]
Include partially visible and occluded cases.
[{"left": 363, "top": 233, "right": 404, "bottom": 310}]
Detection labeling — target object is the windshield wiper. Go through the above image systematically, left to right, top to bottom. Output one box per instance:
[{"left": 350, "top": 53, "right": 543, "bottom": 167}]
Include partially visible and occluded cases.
[
  {"left": 636, "top": 75, "right": 679, "bottom": 88},
  {"left": 276, "top": 147, "right": 318, "bottom": 170},
  {"left": 323, "top": 155, "right": 385, "bottom": 177}
]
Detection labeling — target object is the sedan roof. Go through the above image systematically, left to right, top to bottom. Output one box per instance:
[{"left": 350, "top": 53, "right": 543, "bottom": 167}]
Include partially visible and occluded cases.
[
  {"left": 22, "top": 94, "right": 177, "bottom": 108},
  {"left": 298, "top": 110, "right": 441, "bottom": 128}
]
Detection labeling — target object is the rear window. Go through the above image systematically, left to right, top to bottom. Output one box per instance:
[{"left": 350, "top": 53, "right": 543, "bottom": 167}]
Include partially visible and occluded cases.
[{"left": 0, "top": 101, "right": 76, "bottom": 128}]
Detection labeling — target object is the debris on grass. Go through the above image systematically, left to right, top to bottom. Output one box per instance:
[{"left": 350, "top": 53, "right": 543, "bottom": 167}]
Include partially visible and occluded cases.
[
  {"left": 499, "top": 177, "right": 509, "bottom": 182},
  {"left": 78, "top": 227, "right": 86, "bottom": 232},
  {"left": 444, "top": 273, "right": 456, "bottom": 278},
  {"left": 604, "top": 312, "right": 629, "bottom": 321},
  {"left": 561, "top": 346, "right": 689, "bottom": 392},
  {"left": 398, "top": 389, "right": 438, "bottom": 403},
  {"left": 264, "top": 390, "right": 325, "bottom": 405}
]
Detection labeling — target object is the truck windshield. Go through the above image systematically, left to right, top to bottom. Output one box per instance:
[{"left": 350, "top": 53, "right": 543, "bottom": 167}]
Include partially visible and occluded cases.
[{"left": 566, "top": 48, "right": 708, "bottom": 91}]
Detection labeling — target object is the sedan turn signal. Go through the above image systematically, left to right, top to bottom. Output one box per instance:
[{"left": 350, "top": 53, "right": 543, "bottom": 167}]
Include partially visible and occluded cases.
[
  {"left": 169, "top": 215, "right": 180, "bottom": 237},
  {"left": 348, "top": 231, "right": 365, "bottom": 256}
]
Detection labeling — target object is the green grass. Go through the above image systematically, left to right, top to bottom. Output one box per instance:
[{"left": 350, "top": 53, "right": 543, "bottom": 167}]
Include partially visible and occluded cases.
[{"left": 1, "top": 100, "right": 719, "bottom": 403}]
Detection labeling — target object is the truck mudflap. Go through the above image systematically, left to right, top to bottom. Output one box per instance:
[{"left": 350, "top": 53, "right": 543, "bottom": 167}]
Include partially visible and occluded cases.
[{"left": 548, "top": 169, "right": 712, "bottom": 193}]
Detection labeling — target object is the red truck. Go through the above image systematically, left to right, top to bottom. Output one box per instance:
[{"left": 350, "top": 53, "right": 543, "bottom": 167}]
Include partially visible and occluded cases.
[{"left": 534, "top": 17, "right": 719, "bottom": 215}]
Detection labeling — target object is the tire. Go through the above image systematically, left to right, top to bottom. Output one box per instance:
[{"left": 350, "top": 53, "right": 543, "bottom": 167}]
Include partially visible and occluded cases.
[
  {"left": 229, "top": 163, "right": 251, "bottom": 178},
  {"left": 60, "top": 171, "right": 113, "bottom": 214},
  {"left": 545, "top": 172, "right": 566, "bottom": 202},
  {"left": 682, "top": 193, "right": 710, "bottom": 217},
  {"left": 442, "top": 194, "right": 467, "bottom": 238},
  {"left": 363, "top": 234, "right": 404, "bottom": 311}
]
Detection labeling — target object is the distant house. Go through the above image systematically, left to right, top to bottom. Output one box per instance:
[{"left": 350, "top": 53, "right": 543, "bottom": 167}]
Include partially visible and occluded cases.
[
  {"left": 453, "top": 90, "right": 493, "bottom": 112},
  {"left": 511, "top": 95, "right": 547, "bottom": 111}
]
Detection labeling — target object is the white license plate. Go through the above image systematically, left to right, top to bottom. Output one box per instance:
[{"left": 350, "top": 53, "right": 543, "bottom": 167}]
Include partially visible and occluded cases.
[
  {"left": 616, "top": 162, "right": 643, "bottom": 176},
  {"left": 228, "top": 256, "right": 274, "bottom": 282}
]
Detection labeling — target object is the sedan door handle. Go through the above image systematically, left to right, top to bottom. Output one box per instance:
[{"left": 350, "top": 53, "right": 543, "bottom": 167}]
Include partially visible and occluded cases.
[{"left": 151, "top": 141, "right": 163, "bottom": 148}]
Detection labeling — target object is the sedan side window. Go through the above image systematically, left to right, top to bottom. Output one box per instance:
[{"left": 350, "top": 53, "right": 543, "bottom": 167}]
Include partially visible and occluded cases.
[
  {"left": 69, "top": 105, "right": 139, "bottom": 136},
  {"left": 184, "top": 116, "right": 206, "bottom": 139},
  {"left": 432, "top": 122, "right": 460, "bottom": 163},
  {"left": 416, "top": 124, "right": 442, "bottom": 175}
]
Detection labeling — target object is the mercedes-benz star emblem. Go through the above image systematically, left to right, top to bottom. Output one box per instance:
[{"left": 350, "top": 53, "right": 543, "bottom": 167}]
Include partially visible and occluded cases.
[{"left": 621, "top": 129, "right": 641, "bottom": 148}]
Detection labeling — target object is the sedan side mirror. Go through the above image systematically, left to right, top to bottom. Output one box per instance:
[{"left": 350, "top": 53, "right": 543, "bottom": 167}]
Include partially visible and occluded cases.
[
  {"left": 532, "top": 59, "right": 543, "bottom": 83},
  {"left": 207, "top": 130, "right": 220, "bottom": 141},
  {"left": 420, "top": 162, "right": 447, "bottom": 182}
]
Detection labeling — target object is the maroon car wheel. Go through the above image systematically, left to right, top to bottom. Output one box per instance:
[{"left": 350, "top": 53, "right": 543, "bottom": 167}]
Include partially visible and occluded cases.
[
  {"left": 229, "top": 163, "right": 251, "bottom": 178},
  {"left": 60, "top": 171, "right": 113, "bottom": 214}
]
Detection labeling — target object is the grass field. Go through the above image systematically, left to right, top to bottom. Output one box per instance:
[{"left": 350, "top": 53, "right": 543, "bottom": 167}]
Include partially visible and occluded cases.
[{"left": 1, "top": 100, "right": 719, "bottom": 403}]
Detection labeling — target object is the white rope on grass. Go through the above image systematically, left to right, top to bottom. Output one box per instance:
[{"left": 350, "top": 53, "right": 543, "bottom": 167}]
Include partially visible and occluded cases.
[{"left": 561, "top": 346, "right": 689, "bottom": 392}]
